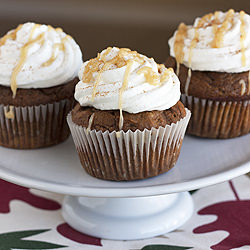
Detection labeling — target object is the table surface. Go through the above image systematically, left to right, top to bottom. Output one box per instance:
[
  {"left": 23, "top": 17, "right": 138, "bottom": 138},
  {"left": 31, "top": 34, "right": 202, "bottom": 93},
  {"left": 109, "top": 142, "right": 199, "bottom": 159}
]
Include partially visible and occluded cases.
[{"left": 0, "top": 174, "right": 249, "bottom": 250}]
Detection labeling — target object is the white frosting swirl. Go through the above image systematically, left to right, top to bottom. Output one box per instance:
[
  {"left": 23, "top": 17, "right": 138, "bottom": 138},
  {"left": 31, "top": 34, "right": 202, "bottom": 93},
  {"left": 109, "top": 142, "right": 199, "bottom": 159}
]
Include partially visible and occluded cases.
[
  {"left": 168, "top": 10, "right": 250, "bottom": 73},
  {"left": 0, "top": 22, "right": 82, "bottom": 88},
  {"left": 75, "top": 47, "right": 180, "bottom": 113}
]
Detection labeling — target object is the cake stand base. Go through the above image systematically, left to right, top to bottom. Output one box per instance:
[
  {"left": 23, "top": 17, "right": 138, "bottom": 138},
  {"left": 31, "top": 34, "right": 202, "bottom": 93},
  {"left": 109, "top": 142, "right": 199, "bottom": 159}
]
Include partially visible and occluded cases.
[{"left": 62, "top": 191, "right": 193, "bottom": 240}]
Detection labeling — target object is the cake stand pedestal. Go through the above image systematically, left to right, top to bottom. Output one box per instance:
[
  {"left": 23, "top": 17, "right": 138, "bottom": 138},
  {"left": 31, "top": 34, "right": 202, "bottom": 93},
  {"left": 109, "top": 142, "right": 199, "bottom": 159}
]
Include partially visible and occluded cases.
[
  {"left": 0, "top": 135, "right": 249, "bottom": 240},
  {"left": 62, "top": 192, "right": 193, "bottom": 240}
]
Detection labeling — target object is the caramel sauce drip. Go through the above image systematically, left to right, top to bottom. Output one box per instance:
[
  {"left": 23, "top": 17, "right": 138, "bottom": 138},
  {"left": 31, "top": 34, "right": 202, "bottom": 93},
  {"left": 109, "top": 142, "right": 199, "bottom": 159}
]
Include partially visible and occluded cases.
[
  {"left": 211, "top": 9, "right": 235, "bottom": 48},
  {"left": 210, "top": 11, "right": 220, "bottom": 47},
  {"left": 240, "top": 11, "right": 247, "bottom": 67},
  {"left": 174, "top": 23, "right": 188, "bottom": 64},
  {"left": 0, "top": 24, "right": 23, "bottom": 46},
  {"left": 188, "top": 29, "right": 198, "bottom": 66},
  {"left": 11, "top": 32, "right": 45, "bottom": 98},
  {"left": 42, "top": 35, "right": 69, "bottom": 67},
  {"left": 42, "top": 43, "right": 64, "bottom": 67},
  {"left": 118, "top": 59, "right": 133, "bottom": 130},
  {"left": 176, "top": 62, "right": 180, "bottom": 76},
  {"left": 137, "top": 66, "right": 160, "bottom": 85},
  {"left": 185, "top": 68, "right": 192, "bottom": 95},
  {"left": 248, "top": 71, "right": 250, "bottom": 95},
  {"left": 239, "top": 79, "right": 246, "bottom": 95},
  {"left": 4, "top": 106, "right": 14, "bottom": 119},
  {"left": 87, "top": 113, "right": 95, "bottom": 133}
]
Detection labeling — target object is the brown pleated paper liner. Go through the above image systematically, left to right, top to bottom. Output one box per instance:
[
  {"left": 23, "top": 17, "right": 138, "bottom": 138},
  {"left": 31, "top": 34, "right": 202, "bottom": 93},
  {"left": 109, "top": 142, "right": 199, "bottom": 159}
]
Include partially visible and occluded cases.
[
  {"left": 181, "top": 94, "right": 250, "bottom": 139},
  {"left": 0, "top": 99, "right": 74, "bottom": 149},
  {"left": 67, "top": 108, "right": 191, "bottom": 181}
]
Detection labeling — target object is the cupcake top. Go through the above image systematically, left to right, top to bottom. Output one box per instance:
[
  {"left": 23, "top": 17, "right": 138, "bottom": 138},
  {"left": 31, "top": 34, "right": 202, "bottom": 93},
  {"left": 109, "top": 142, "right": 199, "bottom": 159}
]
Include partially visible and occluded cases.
[
  {"left": 168, "top": 9, "right": 250, "bottom": 73},
  {"left": 0, "top": 22, "right": 82, "bottom": 97},
  {"left": 75, "top": 47, "right": 180, "bottom": 116}
]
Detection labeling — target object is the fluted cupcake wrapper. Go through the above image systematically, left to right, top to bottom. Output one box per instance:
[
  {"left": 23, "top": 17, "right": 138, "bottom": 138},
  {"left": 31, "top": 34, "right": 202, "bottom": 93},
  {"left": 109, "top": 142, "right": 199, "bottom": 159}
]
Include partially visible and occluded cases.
[
  {"left": 181, "top": 94, "right": 250, "bottom": 139},
  {"left": 0, "top": 99, "right": 75, "bottom": 149},
  {"left": 67, "top": 108, "right": 191, "bottom": 181}
]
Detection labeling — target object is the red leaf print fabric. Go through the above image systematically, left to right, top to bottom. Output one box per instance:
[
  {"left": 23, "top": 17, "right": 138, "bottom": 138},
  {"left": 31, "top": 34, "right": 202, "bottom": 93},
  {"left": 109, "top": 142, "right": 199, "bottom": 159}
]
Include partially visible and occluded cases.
[
  {"left": 0, "top": 179, "right": 60, "bottom": 213},
  {"left": 193, "top": 181, "right": 250, "bottom": 250},
  {"left": 57, "top": 223, "right": 102, "bottom": 246}
]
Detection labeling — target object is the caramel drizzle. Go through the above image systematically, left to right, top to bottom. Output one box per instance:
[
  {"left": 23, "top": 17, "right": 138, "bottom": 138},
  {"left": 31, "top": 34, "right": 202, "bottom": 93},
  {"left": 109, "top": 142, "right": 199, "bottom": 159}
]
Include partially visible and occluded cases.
[
  {"left": 211, "top": 9, "right": 235, "bottom": 48},
  {"left": 210, "top": 11, "right": 220, "bottom": 48},
  {"left": 240, "top": 11, "right": 246, "bottom": 67},
  {"left": 185, "top": 17, "right": 207, "bottom": 95},
  {"left": 188, "top": 20, "right": 202, "bottom": 66},
  {"left": 0, "top": 23, "right": 68, "bottom": 119},
  {"left": 174, "top": 23, "right": 187, "bottom": 65},
  {"left": 0, "top": 24, "right": 23, "bottom": 46},
  {"left": 0, "top": 24, "right": 68, "bottom": 98},
  {"left": 11, "top": 24, "right": 43, "bottom": 99},
  {"left": 11, "top": 32, "right": 45, "bottom": 98},
  {"left": 42, "top": 35, "right": 70, "bottom": 67},
  {"left": 43, "top": 43, "right": 63, "bottom": 67},
  {"left": 83, "top": 48, "right": 172, "bottom": 130},
  {"left": 118, "top": 59, "right": 133, "bottom": 130},
  {"left": 91, "top": 62, "right": 112, "bottom": 101},
  {"left": 176, "top": 62, "right": 180, "bottom": 76},
  {"left": 136, "top": 64, "right": 172, "bottom": 86},
  {"left": 185, "top": 68, "right": 192, "bottom": 95},
  {"left": 248, "top": 71, "right": 250, "bottom": 95},
  {"left": 239, "top": 79, "right": 246, "bottom": 95},
  {"left": 4, "top": 106, "right": 14, "bottom": 119},
  {"left": 87, "top": 113, "right": 95, "bottom": 133}
]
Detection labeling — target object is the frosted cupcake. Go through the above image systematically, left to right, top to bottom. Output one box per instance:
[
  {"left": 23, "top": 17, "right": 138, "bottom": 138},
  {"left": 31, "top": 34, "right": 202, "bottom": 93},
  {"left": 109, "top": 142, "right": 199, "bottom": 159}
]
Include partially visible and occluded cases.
[
  {"left": 167, "top": 9, "right": 250, "bottom": 138},
  {"left": 0, "top": 22, "right": 82, "bottom": 148},
  {"left": 67, "top": 47, "right": 191, "bottom": 181}
]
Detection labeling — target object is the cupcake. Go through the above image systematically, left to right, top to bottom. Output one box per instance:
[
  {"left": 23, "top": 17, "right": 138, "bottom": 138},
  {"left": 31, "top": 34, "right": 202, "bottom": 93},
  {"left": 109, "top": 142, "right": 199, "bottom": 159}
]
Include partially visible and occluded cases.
[
  {"left": 167, "top": 9, "right": 250, "bottom": 139},
  {"left": 0, "top": 22, "right": 82, "bottom": 148},
  {"left": 67, "top": 47, "right": 191, "bottom": 181}
]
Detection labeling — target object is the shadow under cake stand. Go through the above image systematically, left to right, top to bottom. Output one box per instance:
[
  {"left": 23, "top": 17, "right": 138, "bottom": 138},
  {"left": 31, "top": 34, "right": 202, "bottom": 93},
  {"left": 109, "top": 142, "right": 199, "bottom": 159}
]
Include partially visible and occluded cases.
[{"left": 0, "top": 134, "right": 249, "bottom": 240}]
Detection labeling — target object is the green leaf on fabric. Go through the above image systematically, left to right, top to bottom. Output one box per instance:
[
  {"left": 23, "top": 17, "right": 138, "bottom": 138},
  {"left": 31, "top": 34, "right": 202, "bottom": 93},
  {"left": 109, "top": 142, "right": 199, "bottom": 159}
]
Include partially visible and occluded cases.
[
  {"left": 0, "top": 229, "right": 66, "bottom": 250},
  {"left": 141, "top": 244, "right": 192, "bottom": 250}
]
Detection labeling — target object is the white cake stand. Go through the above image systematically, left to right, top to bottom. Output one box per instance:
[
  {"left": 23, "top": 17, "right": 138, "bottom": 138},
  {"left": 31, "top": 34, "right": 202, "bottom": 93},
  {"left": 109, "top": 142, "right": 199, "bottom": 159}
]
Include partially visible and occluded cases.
[{"left": 0, "top": 134, "right": 249, "bottom": 240}]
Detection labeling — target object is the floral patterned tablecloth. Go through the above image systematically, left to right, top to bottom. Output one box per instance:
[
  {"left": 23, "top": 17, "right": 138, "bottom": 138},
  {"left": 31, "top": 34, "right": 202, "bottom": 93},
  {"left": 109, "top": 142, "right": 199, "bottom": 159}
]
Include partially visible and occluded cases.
[{"left": 0, "top": 175, "right": 250, "bottom": 250}]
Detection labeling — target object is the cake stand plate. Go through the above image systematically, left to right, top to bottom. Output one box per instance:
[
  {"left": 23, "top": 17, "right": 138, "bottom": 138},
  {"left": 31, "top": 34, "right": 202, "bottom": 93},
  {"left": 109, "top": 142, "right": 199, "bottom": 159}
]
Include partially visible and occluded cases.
[{"left": 0, "top": 135, "right": 249, "bottom": 240}]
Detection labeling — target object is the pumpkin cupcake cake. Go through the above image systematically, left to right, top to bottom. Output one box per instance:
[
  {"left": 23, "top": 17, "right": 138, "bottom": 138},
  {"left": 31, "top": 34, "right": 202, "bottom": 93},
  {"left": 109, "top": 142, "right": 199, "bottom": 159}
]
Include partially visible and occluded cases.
[
  {"left": 167, "top": 9, "right": 250, "bottom": 138},
  {"left": 0, "top": 22, "right": 82, "bottom": 148},
  {"left": 67, "top": 47, "right": 191, "bottom": 181}
]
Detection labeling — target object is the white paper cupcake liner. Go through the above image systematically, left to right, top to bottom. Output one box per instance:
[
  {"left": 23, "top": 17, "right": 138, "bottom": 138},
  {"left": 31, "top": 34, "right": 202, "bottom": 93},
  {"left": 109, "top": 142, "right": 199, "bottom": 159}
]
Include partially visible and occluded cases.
[
  {"left": 181, "top": 94, "right": 250, "bottom": 138},
  {"left": 0, "top": 99, "right": 75, "bottom": 149},
  {"left": 67, "top": 108, "right": 191, "bottom": 181}
]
